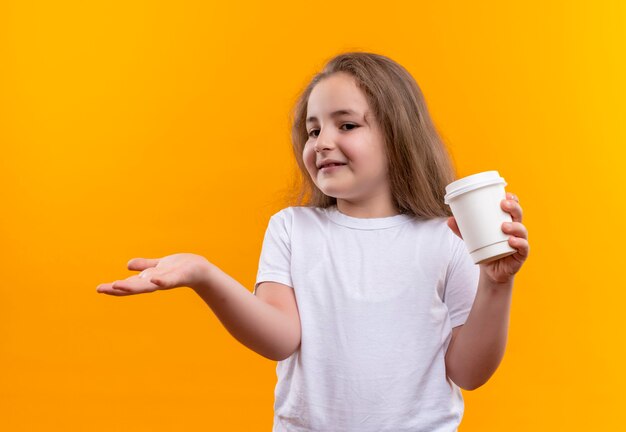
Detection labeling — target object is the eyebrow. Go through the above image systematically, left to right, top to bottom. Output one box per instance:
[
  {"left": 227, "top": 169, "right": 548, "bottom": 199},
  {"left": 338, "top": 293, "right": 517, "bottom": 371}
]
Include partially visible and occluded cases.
[{"left": 306, "top": 109, "right": 360, "bottom": 125}]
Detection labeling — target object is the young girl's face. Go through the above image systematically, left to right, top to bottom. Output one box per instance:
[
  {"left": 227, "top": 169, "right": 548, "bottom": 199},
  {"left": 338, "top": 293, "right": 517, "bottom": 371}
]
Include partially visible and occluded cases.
[{"left": 303, "top": 72, "right": 393, "bottom": 215}]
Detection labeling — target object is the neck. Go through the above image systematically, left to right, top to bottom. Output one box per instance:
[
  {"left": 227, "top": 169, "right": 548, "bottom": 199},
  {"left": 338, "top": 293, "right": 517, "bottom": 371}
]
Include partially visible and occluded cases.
[{"left": 336, "top": 199, "right": 400, "bottom": 218}]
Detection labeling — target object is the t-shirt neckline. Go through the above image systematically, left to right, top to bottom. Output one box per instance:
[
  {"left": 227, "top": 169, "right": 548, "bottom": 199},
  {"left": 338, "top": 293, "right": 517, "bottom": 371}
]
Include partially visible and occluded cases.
[{"left": 323, "top": 205, "right": 413, "bottom": 230}]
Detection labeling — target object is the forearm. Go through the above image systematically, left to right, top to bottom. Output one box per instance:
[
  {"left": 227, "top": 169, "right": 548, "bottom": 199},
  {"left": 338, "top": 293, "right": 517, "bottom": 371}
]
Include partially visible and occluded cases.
[
  {"left": 191, "top": 263, "right": 300, "bottom": 361},
  {"left": 445, "top": 271, "right": 514, "bottom": 390}
]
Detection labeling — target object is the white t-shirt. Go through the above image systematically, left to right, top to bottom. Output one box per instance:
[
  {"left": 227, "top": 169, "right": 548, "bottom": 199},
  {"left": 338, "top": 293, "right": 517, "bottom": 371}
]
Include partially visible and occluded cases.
[{"left": 254, "top": 205, "right": 479, "bottom": 432}]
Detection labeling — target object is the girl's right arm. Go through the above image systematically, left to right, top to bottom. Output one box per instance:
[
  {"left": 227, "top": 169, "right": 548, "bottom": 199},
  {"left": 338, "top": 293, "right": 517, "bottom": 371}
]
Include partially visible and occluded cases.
[
  {"left": 96, "top": 253, "right": 301, "bottom": 361},
  {"left": 193, "top": 264, "right": 301, "bottom": 361}
]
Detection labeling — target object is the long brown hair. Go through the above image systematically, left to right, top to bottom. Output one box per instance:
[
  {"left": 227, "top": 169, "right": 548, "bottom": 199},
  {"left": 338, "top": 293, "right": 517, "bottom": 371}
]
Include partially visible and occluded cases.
[{"left": 285, "top": 51, "right": 457, "bottom": 218}]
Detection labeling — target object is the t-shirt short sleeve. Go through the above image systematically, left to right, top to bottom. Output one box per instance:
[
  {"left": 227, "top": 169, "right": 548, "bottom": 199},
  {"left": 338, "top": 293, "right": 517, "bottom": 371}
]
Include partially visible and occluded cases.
[
  {"left": 253, "top": 209, "right": 293, "bottom": 295},
  {"left": 444, "top": 233, "right": 480, "bottom": 328}
]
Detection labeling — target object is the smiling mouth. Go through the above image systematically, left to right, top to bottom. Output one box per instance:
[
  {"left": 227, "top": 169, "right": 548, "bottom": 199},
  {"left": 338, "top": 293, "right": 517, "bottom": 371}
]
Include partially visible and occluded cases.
[{"left": 319, "top": 163, "right": 347, "bottom": 170}]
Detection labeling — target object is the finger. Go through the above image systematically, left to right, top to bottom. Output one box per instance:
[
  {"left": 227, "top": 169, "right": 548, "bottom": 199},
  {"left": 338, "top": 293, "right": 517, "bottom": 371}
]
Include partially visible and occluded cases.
[
  {"left": 506, "top": 192, "right": 519, "bottom": 203},
  {"left": 501, "top": 199, "right": 523, "bottom": 223},
  {"left": 446, "top": 217, "right": 463, "bottom": 239},
  {"left": 502, "top": 221, "right": 528, "bottom": 239},
  {"left": 507, "top": 236, "right": 530, "bottom": 261},
  {"left": 127, "top": 258, "right": 161, "bottom": 272},
  {"left": 138, "top": 269, "right": 154, "bottom": 279},
  {"left": 114, "top": 272, "right": 148, "bottom": 288},
  {"left": 111, "top": 277, "right": 159, "bottom": 294},
  {"left": 110, "top": 280, "right": 134, "bottom": 291},
  {"left": 96, "top": 282, "right": 134, "bottom": 296},
  {"left": 104, "top": 288, "right": 134, "bottom": 296},
  {"left": 98, "top": 289, "right": 129, "bottom": 296}
]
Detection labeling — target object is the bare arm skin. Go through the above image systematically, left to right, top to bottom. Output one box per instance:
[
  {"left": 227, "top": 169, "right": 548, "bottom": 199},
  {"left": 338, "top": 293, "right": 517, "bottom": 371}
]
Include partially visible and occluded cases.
[
  {"left": 445, "top": 192, "right": 529, "bottom": 390},
  {"left": 97, "top": 254, "right": 301, "bottom": 361},
  {"left": 192, "top": 267, "right": 301, "bottom": 361},
  {"left": 444, "top": 276, "right": 513, "bottom": 390}
]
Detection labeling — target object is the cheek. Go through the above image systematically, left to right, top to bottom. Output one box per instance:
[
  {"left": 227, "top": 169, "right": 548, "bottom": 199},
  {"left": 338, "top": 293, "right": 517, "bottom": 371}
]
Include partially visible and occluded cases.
[
  {"left": 338, "top": 143, "right": 359, "bottom": 164},
  {"left": 302, "top": 145, "right": 316, "bottom": 172}
]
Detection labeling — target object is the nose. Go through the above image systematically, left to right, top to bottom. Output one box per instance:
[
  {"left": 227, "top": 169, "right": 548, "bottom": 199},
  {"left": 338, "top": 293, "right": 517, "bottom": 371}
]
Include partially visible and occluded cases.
[{"left": 314, "top": 128, "right": 335, "bottom": 153}]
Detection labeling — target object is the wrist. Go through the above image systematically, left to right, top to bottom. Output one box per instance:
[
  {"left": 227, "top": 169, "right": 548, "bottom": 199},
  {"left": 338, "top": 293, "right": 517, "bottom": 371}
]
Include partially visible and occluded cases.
[
  {"left": 191, "top": 259, "right": 217, "bottom": 292},
  {"left": 479, "top": 268, "right": 514, "bottom": 292}
]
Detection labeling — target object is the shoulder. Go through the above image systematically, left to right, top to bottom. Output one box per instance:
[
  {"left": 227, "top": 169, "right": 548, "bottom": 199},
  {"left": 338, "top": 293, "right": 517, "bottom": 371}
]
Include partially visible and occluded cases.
[
  {"left": 270, "top": 205, "right": 326, "bottom": 224},
  {"left": 266, "top": 206, "right": 326, "bottom": 232},
  {"left": 410, "top": 216, "right": 462, "bottom": 258},
  {"left": 415, "top": 216, "right": 457, "bottom": 241}
]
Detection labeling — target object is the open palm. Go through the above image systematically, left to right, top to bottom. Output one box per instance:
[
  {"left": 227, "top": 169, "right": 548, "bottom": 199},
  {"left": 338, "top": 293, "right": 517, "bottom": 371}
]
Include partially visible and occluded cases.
[{"left": 96, "top": 253, "right": 210, "bottom": 296}]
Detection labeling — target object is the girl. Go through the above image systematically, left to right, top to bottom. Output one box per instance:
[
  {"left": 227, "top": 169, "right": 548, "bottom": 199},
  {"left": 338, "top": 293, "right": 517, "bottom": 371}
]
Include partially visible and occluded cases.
[{"left": 97, "top": 52, "right": 530, "bottom": 431}]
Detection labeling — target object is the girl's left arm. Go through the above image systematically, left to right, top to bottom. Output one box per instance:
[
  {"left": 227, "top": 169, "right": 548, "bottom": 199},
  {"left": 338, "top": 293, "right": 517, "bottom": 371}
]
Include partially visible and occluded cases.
[{"left": 444, "top": 192, "right": 530, "bottom": 391}]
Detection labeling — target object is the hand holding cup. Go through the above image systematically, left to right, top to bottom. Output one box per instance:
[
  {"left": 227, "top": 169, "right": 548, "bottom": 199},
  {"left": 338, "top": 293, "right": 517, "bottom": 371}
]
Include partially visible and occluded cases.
[{"left": 445, "top": 171, "right": 530, "bottom": 284}]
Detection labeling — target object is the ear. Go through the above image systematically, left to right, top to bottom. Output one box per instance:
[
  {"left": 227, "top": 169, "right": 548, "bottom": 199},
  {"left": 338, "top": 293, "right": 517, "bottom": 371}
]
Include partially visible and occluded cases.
[{"left": 447, "top": 217, "right": 463, "bottom": 240}]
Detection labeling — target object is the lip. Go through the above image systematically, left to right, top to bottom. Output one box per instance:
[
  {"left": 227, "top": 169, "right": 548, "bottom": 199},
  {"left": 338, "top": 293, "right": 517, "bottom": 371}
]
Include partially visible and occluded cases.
[
  {"left": 317, "top": 159, "right": 348, "bottom": 169},
  {"left": 319, "top": 164, "right": 346, "bottom": 173}
]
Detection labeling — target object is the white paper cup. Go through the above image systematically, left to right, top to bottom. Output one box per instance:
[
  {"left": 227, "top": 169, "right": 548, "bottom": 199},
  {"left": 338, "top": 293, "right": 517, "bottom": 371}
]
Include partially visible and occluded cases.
[{"left": 444, "top": 171, "right": 517, "bottom": 264}]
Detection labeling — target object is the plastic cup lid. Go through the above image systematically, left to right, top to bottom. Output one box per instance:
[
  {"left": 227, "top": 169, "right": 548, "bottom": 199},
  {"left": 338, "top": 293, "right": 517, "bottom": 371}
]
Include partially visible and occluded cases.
[{"left": 444, "top": 171, "right": 507, "bottom": 204}]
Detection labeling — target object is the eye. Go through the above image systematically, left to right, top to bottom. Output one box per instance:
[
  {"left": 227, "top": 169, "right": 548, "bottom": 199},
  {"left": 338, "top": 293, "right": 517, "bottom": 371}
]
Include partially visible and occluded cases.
[{"left": 307, "top": 124, "right": 358, "bottom": 138}]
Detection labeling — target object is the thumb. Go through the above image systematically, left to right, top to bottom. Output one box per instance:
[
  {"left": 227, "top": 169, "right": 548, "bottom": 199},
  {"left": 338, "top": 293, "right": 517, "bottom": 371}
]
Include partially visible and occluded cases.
[
  {"left": 127, "top": 257, "right": 160, "bottom": 271},
  {"left": 150, "top": 271, "right": 178, "bottom": 289}
]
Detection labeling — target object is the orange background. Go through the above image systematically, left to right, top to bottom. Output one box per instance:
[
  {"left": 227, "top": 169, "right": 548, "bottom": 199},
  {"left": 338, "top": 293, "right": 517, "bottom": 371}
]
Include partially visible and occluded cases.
[{"left": 1, "top": 1, "right": 625, "bottom": 430}]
